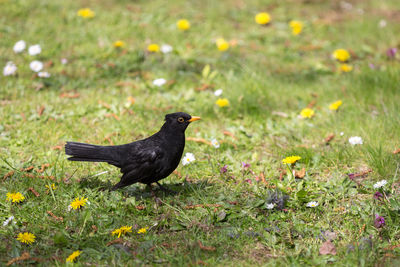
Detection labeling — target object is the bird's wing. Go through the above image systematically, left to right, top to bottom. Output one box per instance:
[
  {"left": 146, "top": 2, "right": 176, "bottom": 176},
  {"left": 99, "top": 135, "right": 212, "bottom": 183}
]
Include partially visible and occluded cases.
[{"left": 120, "top": 145, "right": 165, "bottom": 176}]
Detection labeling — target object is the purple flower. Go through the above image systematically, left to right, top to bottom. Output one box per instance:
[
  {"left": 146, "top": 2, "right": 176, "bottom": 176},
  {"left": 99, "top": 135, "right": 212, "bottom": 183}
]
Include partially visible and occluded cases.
[
  {"left": 387, "top": 48, "right": 397, "bottom": 59},
  {"left": 368, "top": 63, "right": 375, "bottom": 69},
  {"left": 241, "top": 162, "right": 250, "bottom": 169},
  {"left": 220, "top": 165, "right": 228, "bottom": 174},
  {"left": 348, "top": 173, "right": 355, "bottom": 180},
  {"left": 244, "top": 178, "right": 252, "bottom": 184},
  {"left": 373, "top": 191, "right": 383, "bottom": 200},
  {"left": 374, "top": 214, "right": 385, "bottom": 228}
]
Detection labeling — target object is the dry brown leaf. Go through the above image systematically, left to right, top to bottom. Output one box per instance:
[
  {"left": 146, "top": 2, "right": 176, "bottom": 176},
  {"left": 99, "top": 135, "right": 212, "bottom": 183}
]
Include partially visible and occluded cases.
[
  {"left": 196, "top": 84, "right": 214, "bottom": 91},
  {"left": 59, "top": 92, "right": 80, "bottom": 98},
  {"left": 98, "top": 100, "right": 111, "bottom": 109},
  {"left": 307, "top": 100, "right": 317, "bottom": 108},
  {"left": 38, "top": 105, "right": 45, "bottom": 116},
  {"left": 105, "top": 113, "right": 120, "bottom": 121},
  {"left": 223, "top": 131, "right": 237, "bottom": 140},
  {"left": 324, "top": 134, "right": 335, "bottom": 144},
  {"left": 186, "top": 137, "right": 211, "bottom": 145},
  {"left": 52, "top": 145, "right": 63, "bottom": 150},
  {"left": 393, "top": 148, "right": 400, "bottom": 154},
  {"left": 36, "top": 163, "right": 50, "bottom": 173},
  {"left": 22, "top": 166, "right": 34, "bottom": 172},
  {"left": 295, "top": 168, "right": 306, "bottom": 179},
  {"left": 3, "top": 171, "right": 14, "bottom": 181},
  {"left": 28, "top": 187, "right": 40, "bottom": 197},
  {"left": 135, "top": 205, "right": 145, "bottom": 210},
  {"left": 47, "top": 211, "right": 63, "bottom": 222},
  {"left": 198, "top": 241, "right": 216, "bottom": 251},
  {"left": 319, "top": 241, "right": 337, "bottom": 255},
  {"left": 7, "top": 252, "right": 30, "bottom": 266}
]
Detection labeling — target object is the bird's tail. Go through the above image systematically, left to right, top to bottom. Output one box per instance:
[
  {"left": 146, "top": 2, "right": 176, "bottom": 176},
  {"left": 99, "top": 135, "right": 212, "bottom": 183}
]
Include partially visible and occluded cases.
[{"left": 65, "top": 142, "right": 121, "bottom": 166}]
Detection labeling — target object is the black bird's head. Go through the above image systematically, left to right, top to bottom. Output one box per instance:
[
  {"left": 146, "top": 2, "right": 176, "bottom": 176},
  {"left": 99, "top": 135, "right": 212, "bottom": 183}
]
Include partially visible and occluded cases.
[{"left": 162, "top": 112, "right": 201, "bottom": 133}]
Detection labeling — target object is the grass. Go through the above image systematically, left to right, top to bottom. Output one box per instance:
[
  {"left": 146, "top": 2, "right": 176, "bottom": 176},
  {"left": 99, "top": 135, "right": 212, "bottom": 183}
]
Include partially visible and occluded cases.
[{"left": 1, "top": 0, "right": 400, "bottom": 265}]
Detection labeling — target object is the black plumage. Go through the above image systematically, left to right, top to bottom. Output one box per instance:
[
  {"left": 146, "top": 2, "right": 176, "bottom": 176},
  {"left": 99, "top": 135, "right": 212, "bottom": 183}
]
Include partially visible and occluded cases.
[{"left": 65, "top": 112, "right": 200, "bottom": 190}]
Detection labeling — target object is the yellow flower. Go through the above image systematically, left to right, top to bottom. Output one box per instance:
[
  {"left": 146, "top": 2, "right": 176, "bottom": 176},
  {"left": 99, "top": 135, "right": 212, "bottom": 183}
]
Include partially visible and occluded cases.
[
  {"left": 77, "top": 8, "right": 95, "bottom": 18},
  {"left": 255, "top": 12, "right": 271, "bottom": 25},
  {"left": 176, "top": 19, "right": 190, "bottom": 31},
  {"left": 289, "top": 20, "right": 303, "bottom": 35},
  {"left": 216, "top": 38, "right": 230, "bottom": 51},
  {"left": 113, "top": 40, "right": 125, "bottom": 48},
  {"left": 147, "top": 43, "right": 160, "bottom": 53},
  {"left": 332, "top": 49, "right": 350, "bottom": 62},
  {"left": 339, "top": 64, "right": 353, "bottom": 72},
  {"left": 215, "top": 98, "right": 229, "bottom": 107},
  {"left": 329, "top": 100, "right": 343, "bottom": 110},
  {"left": 300, "top": 108, "right": 315, "bottom": 118},
  {"left": 282, "top": 156, "right": 301, "bottom": 164},
  {"left": 45, "top": 183, "right": 57, "bottom": 191},
  {"left": 6, "top": 192, "right": 25, "bottom": 203},
  {"left": 70, "top": 197, "right": 88, "bottom": 210},
  {"left": 112, "top": 225, "right": 132, "bottom": 238},
  {"left": 137, "top": 227, "right": 148, "bottom": 234},
  {"left": 17, "top": 232, "right": 36, "bottom": 245},
  {"left": 66, "top": 250, "right": 82, "bottom": 263}
]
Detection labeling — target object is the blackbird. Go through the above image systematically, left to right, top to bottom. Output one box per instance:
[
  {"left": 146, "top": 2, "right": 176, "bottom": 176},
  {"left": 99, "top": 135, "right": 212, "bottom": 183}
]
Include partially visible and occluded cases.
[{"left": 65, "top": 112, "right": 200, "bottom": 191}]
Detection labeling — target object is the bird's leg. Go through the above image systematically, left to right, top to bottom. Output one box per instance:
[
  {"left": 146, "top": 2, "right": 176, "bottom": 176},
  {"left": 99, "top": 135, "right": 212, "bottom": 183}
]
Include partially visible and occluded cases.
[{"left": 156, "top": 182, "right": 175, "bottom": 193}]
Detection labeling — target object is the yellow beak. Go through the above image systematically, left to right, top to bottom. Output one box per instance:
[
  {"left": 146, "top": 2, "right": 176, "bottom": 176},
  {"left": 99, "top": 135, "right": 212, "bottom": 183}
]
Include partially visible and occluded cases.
[{"left": 188, "top": 116, "right": 201, "bottom": 122}]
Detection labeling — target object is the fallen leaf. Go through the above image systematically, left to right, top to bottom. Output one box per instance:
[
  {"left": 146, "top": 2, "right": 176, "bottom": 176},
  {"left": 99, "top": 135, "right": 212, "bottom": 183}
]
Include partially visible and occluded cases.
[
  {"left": 196, "top": 84, "right": 214, "bottom": 91},
  {"left": 59, "top": 92, "right": 80, "bottom": 98},
  {"left": 307, "top": 99, "right": 317, "bottom": 108},
  {"left": 98, "top": 100, "right": 111, "bottom": 109},
  {"left": 38, "top": 105, "right": 45, "bottom": 116},
  {"left": 105, "top": 113, "right": 120, "bottom": 121},
  {"left": 223, "top": 131, "right": 237, "bottom": 140},
  {"left": 324, "top": 134, "right": 335, "bottom": 144},
  {"left": 186, "top": 137, "right": 211, "bottom": 145},
  {"left": 52, "top": 145, "right": 63, "bottom": 150},
  {"left": 393, "top": 148, "right": 400, "bottom": 154},
  {"left": 36, "top": 163, "right": 50, "bottom": 173},
  {"left": 295, "top": 168, "right": 306, "bottom": 178},
  {"left": 3, "top": 171, "right": 14, "bottom": 181},
  {"left": 28, "top": 187, "right": 40, "bottom": 197},
  {"left": 135, "top": 205, "right": 145, "bottom": 210},
  {"left": 47, "top": 211, "right": 63, "bottom": 222},
  {"left": 198, "top": 241, "right": 216, "bottom": 251},
  {"left": 319, "top": 241, "right": 337, "bottom": 255},
  {"left": 7, "top": 252, "right": 30, "bottom": 266}
]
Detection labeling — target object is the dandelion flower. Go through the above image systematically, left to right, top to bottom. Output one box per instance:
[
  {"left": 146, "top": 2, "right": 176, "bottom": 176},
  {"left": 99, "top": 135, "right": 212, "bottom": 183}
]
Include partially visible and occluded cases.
[
  {"left": 77, "top": 8, "right": 95, "bottom": 18},
  {"left": 255, "top": 12, "right": 271, "bottom": 25},
  {"left": 176, "top": 19, "right": 190, "bottom": 31},
  {"left": 289, "top": 20, "right": 303, "bottom": 35},
  {"left": 216, "top": 38, "right": 230, "bottom": 51},
  {"left": 13, "top": 40, "right": 26, "bottom": 53},
  {"left": 113, "top": 40, "right": 125, "bottom": 48},
  {"left": 147, "top": 43, "right": 160, "bottom": 53},
  {"left": 28, "top": 44, "right": 41, "bottom": 56},
  {"left": 161, "top": 44, "right": 173, "bottom": 54},
  {"left": 332, "top": 49, "right": 350, "bottom": 62},
  {"left": 29, "top": 60, "right": 43, "bottom": 72},
  {"left": 3, "top": 61, "right": 17, "bottom": 76},
  {"left": 339, "top": 64, "right": 353, "bottom": 72},
  {"left": 38, "top": 71, "right": 51, "bottom": 78},
  {"left": 214, "top": 89, "right": 223, "bottom": 96},
  {"left": 216, "top": 98, "right": 229, "bottom": 107},
  {"left": 329, "top": 100, "right": 342, "bottom": 110},
  {"left": 300, "top": 108, "right": 315, "bottom": 118},
  {"left": 348, "top": 136, "right": 363, "bottom": 145},
  {"left": 211, "top": 138, "right": 220, "bottom": 148},
  {"left": 182, "top": 152, "right": 195, "bottom": 166},
  {"left": 282, "top": 156, "right": 301, "bottom": 164},
  {"left": 373, "top": 180, "right": 387, "bottom": 189},
  {"left": 45, "top": 183, "right": 57, "bottom": 190},
  {"left": 6, "top": 192, "right": 25, "bottom": 203},
  {"left": 70, "top": 197, "right": 88, "bottom": 210},
  {"left": 306, "top": 201, "right": 319, "bottom": 208},
  {"left": 266, "top": 203, "right": 275, "bottom": 210},
  {"left": 112, "top": 225, "right": 132, "bottom": 238},
  {"left": 137, "top": 227, "right": 148, "bottom": 234},
  {"left": 17, "top": 232, "right": 36, "bottom": 245},
  {"left": 66, "top": 250, "right": 82, "bottom": 263}
]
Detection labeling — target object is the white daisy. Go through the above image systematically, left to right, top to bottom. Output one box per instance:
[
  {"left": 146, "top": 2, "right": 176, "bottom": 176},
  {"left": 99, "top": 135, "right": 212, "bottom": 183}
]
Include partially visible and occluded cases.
[
  {"left": 13, "top": 40, "right": 26, "bottom": 53},
  {"left": 28, "top": 44, "right": 41, "bottom": 56},
  {"left": 161, "top": 44, "right": 173, "bottom": 54},
  {"left": 29, "top": 60, "right": 43, "bottom": 72},
  {"left": 3, "top": 61, "right": 17, "bottom": 76},
  {"left": 38, "top": 71, "right": 51, "bottom": 78},
  {"left": 153, "top": 78, "right": 166, "bottom": 87},
  {"left": 214, "top": 89, "right": 223, "bottom": 96},
  {"left": 340, "top": 132, "right": 344, "bottom": 136},
  {"left": 348, "top": 136, "right": 363, "bottom": 145},
  {"left": 211, "top": 138, "right": 220, "bottom": 148},
  {"left": 182, "top": 152, "right": 195, "bottom": 166},
  {"left": 373, "top": 180, "right": 387, "bottom": 189},
  {"left": 306, "top": 201, "right": 319, "bottom": 208},
  {"left": 266, "top": 203, "right": 275, "bottom": 210},
  {"left": 3, "top": 215, "right": 16, "bottom": 226}
]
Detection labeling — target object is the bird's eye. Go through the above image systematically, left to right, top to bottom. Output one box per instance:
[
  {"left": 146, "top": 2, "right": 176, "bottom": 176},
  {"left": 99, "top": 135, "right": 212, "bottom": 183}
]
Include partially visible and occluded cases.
[{"left": 178, "top": 117, "right": 185, "bottom": 123}]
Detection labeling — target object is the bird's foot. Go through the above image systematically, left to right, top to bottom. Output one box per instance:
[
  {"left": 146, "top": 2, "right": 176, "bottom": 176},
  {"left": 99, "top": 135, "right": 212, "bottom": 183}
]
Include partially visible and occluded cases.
[{"left": 156, "top": 182, "right": 176, "bottom": 194}]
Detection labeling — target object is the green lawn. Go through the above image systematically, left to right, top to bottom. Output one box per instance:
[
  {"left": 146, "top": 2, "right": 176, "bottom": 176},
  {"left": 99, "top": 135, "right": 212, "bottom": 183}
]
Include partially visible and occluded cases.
[{"left": 1, "top": 0, "right": 400, "bottom": 265}]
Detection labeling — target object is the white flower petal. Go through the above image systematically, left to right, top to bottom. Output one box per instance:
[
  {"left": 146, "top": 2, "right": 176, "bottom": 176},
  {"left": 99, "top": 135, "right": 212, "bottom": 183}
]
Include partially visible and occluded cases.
[
  {"left": 13, "top": 40, "right": 26, "bottom": 53},
  {"left": 28, "top": 44, "right": 41, "bottom": 56},
  {"left": 161, "top": 44, "right": 173, "bottom": 54},
  {"left": 29, "top": 60, "right": 43, "bottom": 72},
  {"left": 3, "top": 61, "right": 17, "bottom": 76},
  {"left": 153, "top": 78, "right": 166, "bottom": 87},
  {"left": 214, "top": 89, "right": 223, "bottom": 96},
  {"left": 348, "top": 136, "right": 363, "bottom": 145}
]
